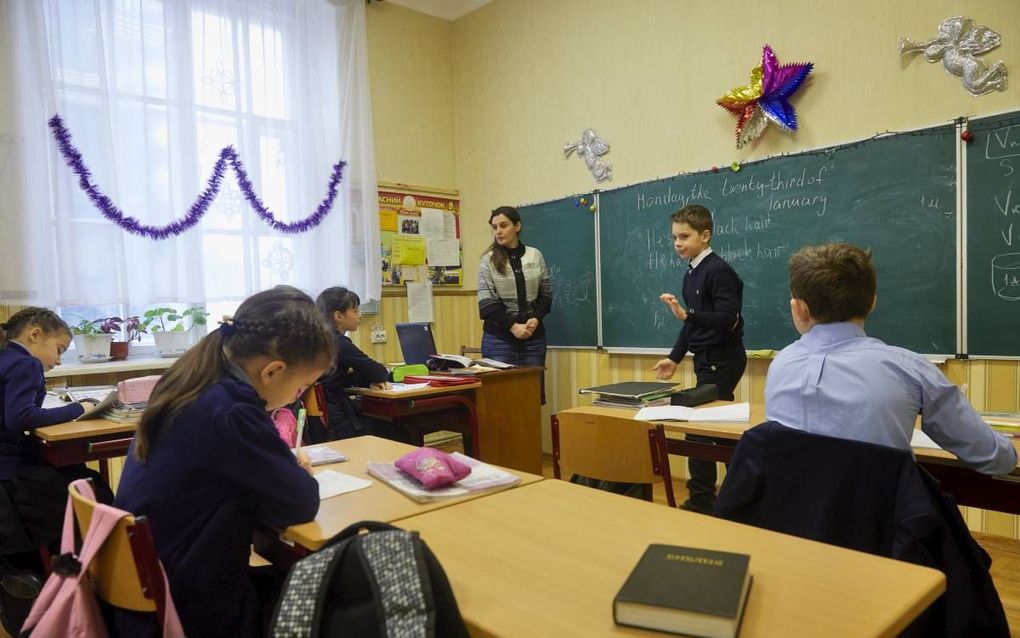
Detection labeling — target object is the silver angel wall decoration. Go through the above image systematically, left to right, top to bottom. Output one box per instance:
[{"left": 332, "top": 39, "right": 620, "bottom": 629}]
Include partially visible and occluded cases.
[
  {"left": 899, "top": 16, "right": 1008, "bottom": 97},
  {"left": 564, "top": 128, "right": 612, "bottom": 182}
]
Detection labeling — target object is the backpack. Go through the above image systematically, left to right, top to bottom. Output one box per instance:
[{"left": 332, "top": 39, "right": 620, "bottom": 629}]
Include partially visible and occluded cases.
[
  {"left": 19, "top": 479, "right": 184, "bottom": 638},
  {"left": 269, "top": 521, "right": 470, "bottom": 638}
]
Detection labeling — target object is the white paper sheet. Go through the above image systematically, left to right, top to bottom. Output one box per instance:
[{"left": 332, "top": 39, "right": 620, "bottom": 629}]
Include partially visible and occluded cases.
[
  {"left": 419, "top": 207, "right": 446, "bottom": 238},
  {"left": 427, "top": 238, "right": 460, "bottom": 267},
  {"left": 407, "top": 282, "right": 434, "bottom": 323},
  {"left": 387, "top": 383, "right": 432, "bottom": 392},
  {"left": 634, "top": 402, "right": 750, "bottom": 422},
  {"left": 910, "top": 430, "right": 943, "bottom": 450},
  {"left": 314, "top": 470, "right": 372, "bottom": 499}
]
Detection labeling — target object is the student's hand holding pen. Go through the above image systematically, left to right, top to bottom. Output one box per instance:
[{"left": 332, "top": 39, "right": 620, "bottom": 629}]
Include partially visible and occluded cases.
[
  {"left": 659, "top": 293, "right": 688, "bottom": 321},
  {"left": 295, "top": 450, "right": 313, "bottom": 474}
]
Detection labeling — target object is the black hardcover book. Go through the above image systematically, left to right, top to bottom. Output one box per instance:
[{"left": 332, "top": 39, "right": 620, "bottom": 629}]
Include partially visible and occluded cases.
[{"left": 613, "top": 544, "right": 752, "bottom": 638}]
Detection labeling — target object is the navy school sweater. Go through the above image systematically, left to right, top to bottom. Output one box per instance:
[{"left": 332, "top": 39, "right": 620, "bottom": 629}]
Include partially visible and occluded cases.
[
  {"left": 668, "top": 251, "right": 745, "bottom": 362},
  {"left": 113, "top": 374, "right": 319, "bottom": 637}
]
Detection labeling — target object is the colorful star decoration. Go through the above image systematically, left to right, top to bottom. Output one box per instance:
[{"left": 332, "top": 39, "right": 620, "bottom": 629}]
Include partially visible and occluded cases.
[{"left": 717, "top": 45, "right": 813, "bottom": 149}]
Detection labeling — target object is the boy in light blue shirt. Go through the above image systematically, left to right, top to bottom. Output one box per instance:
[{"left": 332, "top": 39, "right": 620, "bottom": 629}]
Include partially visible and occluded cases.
[{"left": 766, "top": 243, "right": 1016, "bottom": 475}]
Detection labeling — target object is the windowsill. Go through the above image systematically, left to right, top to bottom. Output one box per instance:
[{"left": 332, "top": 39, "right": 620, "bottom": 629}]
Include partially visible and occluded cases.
[{"left": 45, "top": 355, "right": 179, "bottom": 379}]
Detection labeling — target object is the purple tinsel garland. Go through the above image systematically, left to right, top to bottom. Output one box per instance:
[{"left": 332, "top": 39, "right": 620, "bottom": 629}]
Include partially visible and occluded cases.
[{"left": 48, "top": 114, "right": 346, "bottom": 240}]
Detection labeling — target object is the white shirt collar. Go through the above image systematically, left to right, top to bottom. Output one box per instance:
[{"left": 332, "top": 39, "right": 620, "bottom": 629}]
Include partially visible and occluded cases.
[{"left": 689, "top": 247, "right": 713, "bottom": 270}]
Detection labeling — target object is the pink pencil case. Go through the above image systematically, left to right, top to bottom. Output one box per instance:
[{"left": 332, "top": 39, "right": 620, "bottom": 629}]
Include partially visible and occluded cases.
[{"left": 395, "top": 448, "right": 472, "bottom": 490}]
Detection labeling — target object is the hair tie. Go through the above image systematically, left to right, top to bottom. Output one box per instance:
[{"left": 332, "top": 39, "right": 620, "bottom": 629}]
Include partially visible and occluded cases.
[{"left": 218, "top": 316, "right": 236, "bottom": 337}]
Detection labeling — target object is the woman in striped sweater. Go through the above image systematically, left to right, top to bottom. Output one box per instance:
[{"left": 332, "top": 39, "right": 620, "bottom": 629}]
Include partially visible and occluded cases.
[{"left": 477, "top": 207, "right": 553, "bottom": 389}]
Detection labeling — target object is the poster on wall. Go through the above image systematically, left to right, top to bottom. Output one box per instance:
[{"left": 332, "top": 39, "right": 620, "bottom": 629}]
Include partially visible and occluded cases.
[{"left": 379, "top": 188, "right": 463, "bottom": 286}]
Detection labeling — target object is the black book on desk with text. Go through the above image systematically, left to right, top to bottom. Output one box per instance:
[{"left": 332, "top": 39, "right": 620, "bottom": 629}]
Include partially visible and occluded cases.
[{"left": 613, "top": 544, "right": 752, "bottom": 638}]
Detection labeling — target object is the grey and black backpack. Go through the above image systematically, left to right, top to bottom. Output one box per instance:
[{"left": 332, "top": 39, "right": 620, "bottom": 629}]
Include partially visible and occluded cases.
[{"left": 270, "top": 521, "right": 469, "bottom": 638}]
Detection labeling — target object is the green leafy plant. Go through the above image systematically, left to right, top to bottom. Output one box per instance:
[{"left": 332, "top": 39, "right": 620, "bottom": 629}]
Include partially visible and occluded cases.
[{"left": 141, "top": 307, "right": 210, "bottom": 333}]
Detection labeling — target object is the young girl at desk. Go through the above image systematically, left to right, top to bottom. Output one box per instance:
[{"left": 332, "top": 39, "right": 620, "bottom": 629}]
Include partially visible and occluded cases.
[
  {"left": 315, "top": 286, "right": 409, "bottom": 442},
  {"left": 112, "top": 287, "right": 333, "bottom": 638},
  {"left": 0, "top": 309, "right": 112, "bottom": 571}
]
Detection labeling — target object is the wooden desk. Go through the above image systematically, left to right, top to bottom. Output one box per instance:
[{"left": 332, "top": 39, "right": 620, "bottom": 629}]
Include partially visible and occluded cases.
[
  {"left": 356, "top": 367, "right": 544, "bottom": 474},
  {"left": 471, "top": 367, "right": 543, "bottom": 474},
  {"left": 354, "top": 382, "right": 482, "bottom": 455},
  {"left": 561, "top": 403, "right": 1020, "bottom": 514},
  {"left": 33, "top": 418, "right": 135, "bottom": 481},
  {"left": 275, "top": 436, "right": 543, "bottom": 553},
  {"left": 396, "top": 480, "right": 945, "bottom": 637}
]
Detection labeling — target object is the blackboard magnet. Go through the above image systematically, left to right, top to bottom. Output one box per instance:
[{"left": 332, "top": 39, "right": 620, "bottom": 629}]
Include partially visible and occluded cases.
[{"left": 956, "top": 353, "right": 969, "bottom": 360}]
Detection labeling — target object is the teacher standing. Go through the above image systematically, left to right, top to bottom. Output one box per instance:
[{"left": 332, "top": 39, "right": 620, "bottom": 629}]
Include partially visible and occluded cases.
[{"left": 477, "top": 206, "right": 553, "bottom": 381}]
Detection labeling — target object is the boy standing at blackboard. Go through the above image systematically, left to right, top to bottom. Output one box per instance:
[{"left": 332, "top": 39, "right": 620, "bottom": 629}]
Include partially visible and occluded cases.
[{"left": 653, "top": 204, "right": 746, "bottom": 514}]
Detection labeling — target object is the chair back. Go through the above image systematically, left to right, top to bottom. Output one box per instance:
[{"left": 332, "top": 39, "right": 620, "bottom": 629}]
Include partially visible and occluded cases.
[
  {"left": 459, "top": 345, "right": 482, "bottom": 357},
  {"left": 392, "top": 363, "right": 429, "bottom": 382},
  {"left": 303, "top": 384, "right": 324, "bottom": 417},
  {"left": 552, "top": 411, "right": 675, "bottom": 506},
  {"left": 69, "top": 483, "right": 162, "bottom": 613}
]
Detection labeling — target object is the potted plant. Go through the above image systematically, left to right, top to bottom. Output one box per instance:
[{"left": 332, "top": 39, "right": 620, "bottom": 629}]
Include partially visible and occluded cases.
[
  {"left": 141, "top": 307, "right": 210, "bottom": 358},
  {"left": 106, "top": 316, "right": 145, "bottom": 360},
  {"left": 70, "top": 318, "right": 115, "bottom": 363}
]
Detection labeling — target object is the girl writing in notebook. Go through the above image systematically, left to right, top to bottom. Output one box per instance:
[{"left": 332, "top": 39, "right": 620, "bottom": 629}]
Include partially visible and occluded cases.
[
  {"left": 315, "top": 286, "right": 409, "bottom": 442},
  {"left": 113, "top": 287, "right": 333, "bottom": 638},
  {"left": 0, "top": 309, "right": 113, "bottom": 581}
]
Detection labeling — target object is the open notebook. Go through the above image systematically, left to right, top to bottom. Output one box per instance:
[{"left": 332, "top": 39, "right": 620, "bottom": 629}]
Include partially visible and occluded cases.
[{"left": 633, "top": 402, "right": 751, "bottom": 422}]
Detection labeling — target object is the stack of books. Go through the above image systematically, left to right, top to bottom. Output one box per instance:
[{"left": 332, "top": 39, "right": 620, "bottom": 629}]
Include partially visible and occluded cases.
[
  {"left": 65, "top": 375, "right": 161, "bottom": 424},
  {"left": 578, "top": 381, "right": 677, "bottom": 409}
]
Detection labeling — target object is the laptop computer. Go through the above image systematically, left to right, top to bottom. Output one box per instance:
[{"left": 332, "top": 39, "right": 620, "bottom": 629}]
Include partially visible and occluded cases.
[{"left": 395, "top": 322, "right": 438, "bottom": 365}]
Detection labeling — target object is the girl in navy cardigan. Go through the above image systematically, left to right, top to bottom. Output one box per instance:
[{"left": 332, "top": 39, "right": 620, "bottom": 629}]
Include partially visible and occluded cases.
[
  {"left": 113, "top": 286, "right": 335, "bottom": 638},
  {"left": 314, "top": 286, "right": 409, "bottom": 442},
  {"left": 0, "top": 308, "right": 112, "bottom": 560}
]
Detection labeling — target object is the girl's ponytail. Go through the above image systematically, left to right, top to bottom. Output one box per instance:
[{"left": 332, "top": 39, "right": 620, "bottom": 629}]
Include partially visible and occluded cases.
[{"left": 136, "top": 328, "right": 228, "bottom": 460}]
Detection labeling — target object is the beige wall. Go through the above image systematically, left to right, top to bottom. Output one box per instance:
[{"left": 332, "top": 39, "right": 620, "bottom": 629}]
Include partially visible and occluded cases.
[{"left": 366, "top": 2, "right": 456, "bottom": 189}]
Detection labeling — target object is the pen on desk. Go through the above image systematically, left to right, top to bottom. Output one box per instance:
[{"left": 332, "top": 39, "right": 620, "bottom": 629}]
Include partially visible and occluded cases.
[{"left": 295, "top": 408, "right": 307, "bottom": 451}]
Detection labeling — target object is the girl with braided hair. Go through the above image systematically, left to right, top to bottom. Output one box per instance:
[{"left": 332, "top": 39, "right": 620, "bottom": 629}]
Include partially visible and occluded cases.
[{"left": 112, "top": 286, "right": 336, "bottom": 638}]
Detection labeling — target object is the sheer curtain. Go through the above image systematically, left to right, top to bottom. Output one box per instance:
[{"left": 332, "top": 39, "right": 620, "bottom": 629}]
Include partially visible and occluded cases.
[{"left": 2, "top": 0, "right": 380, "bottom": 313}]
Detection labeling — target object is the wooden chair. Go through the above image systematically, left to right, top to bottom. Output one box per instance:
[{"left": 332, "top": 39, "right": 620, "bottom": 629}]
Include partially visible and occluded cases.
[
  {"left": 459, "top": 345, "right": 483, "bottom": 357},
  {"left": 552, "top": 411, "right": 676, "bottom": 507},
  {"left": 69, "top": 481, "right": 173, "bottom": 627}
]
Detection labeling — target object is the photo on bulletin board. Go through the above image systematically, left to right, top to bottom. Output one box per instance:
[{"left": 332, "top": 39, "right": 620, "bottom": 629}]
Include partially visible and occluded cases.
[{"left": 379, "top": 187, "right": 463, "bottom": 286}]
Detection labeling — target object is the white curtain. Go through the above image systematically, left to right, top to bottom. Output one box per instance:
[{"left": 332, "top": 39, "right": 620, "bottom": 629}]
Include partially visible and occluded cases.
[{"left": 1, "top": 0, "right": 380, "bottom": 311}]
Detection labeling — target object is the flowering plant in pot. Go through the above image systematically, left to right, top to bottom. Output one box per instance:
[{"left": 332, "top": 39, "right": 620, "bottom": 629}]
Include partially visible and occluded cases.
[
  {"left": 141, "top": 307, "right": 210, "bottom": 358},
  {"left": 102, "top": 316, "right": 145, "bottom": 360}
]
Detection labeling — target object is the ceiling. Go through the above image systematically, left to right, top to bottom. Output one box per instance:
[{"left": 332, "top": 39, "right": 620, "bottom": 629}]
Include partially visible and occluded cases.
[{"left": 381, "top": 0, "right": 494, "bottom": 22}]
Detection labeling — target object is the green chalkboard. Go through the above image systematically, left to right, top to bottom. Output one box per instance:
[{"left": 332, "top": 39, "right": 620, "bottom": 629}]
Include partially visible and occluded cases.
[
  {"left": 966, "top": 110, "right": 1020, "bottom": 357},
  {"left": 599, "top": 127, "right": 957, "bottom": 353},
  {"left": 518, "top": 196, "right": 598, "bottom": 347}
]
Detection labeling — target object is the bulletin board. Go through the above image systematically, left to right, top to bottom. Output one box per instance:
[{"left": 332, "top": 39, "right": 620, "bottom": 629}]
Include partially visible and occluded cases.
[{"left": 379, "top": 184, "right": 463, "bottom": 287}]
